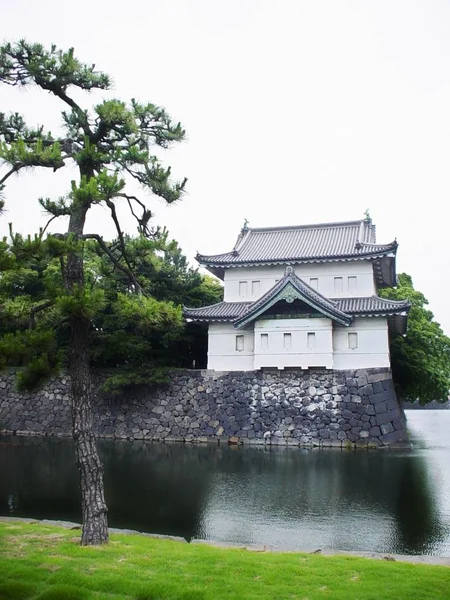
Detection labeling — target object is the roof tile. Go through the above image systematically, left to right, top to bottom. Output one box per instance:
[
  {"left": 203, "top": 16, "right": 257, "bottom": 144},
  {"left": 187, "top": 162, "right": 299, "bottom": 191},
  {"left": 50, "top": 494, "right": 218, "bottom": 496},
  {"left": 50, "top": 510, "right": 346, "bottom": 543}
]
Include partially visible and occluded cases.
[
  {"left": 197, "top": 220, "right": 397, "bottom": 267},
  {"left": 184, "top": 296, "right": 410, "bottom": 322}
]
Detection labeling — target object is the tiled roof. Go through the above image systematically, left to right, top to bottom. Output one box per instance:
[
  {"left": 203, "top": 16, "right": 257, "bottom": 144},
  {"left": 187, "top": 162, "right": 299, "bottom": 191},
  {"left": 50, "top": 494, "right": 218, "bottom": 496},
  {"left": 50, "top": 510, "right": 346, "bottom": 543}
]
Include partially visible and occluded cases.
[
  {"left": 196, "top": 219, "right": 397, "bottom": 268},
  {"left": 233, "top": 266, "right": 352, "bottom": 328},
  {"left": 184, "top": 295, "right": 410, "bottom": 322},
  {"left": 335, "top": 296, "right": 410, "bottom": 316},
  {"left": 184, "top": 301, "right": 252, "bottom": 321}
]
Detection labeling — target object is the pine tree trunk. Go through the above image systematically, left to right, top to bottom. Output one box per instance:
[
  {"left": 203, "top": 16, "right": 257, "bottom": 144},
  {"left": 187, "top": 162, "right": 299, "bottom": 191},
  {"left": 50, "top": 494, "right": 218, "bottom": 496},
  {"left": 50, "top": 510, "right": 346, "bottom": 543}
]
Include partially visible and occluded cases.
[
  {"left": 66, "top": 198, "right": 109, "bottom": 545},
  {"left": 70, "top": 313, "right": 109, "bottom": 545}
]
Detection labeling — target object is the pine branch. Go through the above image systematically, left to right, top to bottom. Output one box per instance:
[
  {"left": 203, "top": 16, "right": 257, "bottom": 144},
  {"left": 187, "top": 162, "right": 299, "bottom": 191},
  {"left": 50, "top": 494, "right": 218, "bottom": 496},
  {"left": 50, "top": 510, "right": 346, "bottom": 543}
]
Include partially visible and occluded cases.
[
  {"left": 0, "top": 42, "right": 111, "bottom": 139},
  {"left": 0, "top": 164, "right": 21, "bottom": 186},
  {"left": 117, "top": 193, "right": 153, "bottom": 237},
  {"left": 39, "top": 215, "right": 59, "bottom": 238},
  {"left": 81, "top": 233, "right": 142, "bottom": 293},
  {"left": 30, "top": 300, "right": 54, "bottom": 329}
]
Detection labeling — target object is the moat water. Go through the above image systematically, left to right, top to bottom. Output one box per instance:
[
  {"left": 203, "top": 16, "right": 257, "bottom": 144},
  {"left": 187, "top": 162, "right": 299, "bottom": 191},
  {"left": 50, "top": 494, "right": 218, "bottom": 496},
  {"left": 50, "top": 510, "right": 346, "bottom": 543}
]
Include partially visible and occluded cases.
[{"left": 1, "top": 411, "right": 450, "bottom": 555}]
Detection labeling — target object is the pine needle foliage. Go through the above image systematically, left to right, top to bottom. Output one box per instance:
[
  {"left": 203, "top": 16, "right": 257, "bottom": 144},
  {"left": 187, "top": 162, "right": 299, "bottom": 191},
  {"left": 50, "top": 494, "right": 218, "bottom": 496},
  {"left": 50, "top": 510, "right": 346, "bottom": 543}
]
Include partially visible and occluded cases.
[
  {"left": 0, "top": 39, "right": 189, "bottom": 545},
  {"left": 0, "top": 40, "right": 188, "bottom": 390}
]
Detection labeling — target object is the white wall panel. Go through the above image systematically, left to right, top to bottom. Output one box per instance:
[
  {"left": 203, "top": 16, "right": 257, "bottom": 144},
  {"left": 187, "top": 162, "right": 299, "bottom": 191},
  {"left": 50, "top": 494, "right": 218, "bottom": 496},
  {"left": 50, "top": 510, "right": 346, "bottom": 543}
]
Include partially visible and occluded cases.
[
  {"left": 223, "top": 261, "right": 375, "bottom": 302},
  {"left": 333, "top": 317, "right": 390, "bottom": 369},
  {"left": 254, "top": 318, "right": 333, "bottom": 369},
  {"left": 207, "top": 322, "right": 255, "bottom": 371}
]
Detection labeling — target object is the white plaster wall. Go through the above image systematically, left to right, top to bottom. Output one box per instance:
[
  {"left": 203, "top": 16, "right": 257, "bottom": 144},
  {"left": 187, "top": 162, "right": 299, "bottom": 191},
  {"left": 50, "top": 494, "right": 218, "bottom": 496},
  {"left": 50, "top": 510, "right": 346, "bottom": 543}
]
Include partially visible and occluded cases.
[
  {"left": 223, "top": 261, "right": 376, "bottom": 302},
  {"left": 207, "top": 317, "right": 390, "bottom": 372},
  {"left": 333, "top": 317, "right": 390, "bottom": 369},
  {"left": 254, "top": 318, "right": 333, "bottom": 369},
  {"left": 207, "top": 322, "right": 255, "bottom": 371}
]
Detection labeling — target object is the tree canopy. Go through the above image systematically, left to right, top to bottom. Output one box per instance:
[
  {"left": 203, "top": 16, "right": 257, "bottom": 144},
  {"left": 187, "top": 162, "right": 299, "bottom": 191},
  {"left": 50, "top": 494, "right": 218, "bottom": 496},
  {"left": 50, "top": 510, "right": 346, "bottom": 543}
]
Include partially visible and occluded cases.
[
  {"left": 0, "top": 39, "right": 190, "bottom": 544},
  {"left": 0, "top": 230, "right": 222, "bottom": 392},
  {"left": 380, "top": 273, "right": 450, "bottom": 404}
]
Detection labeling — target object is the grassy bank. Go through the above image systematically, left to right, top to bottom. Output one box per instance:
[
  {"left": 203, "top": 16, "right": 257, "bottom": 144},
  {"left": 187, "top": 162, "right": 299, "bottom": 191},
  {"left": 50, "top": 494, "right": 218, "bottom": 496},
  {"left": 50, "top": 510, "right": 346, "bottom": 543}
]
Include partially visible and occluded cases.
[{"left": 0, "top": 522, "right": 449, "bottom": 600}]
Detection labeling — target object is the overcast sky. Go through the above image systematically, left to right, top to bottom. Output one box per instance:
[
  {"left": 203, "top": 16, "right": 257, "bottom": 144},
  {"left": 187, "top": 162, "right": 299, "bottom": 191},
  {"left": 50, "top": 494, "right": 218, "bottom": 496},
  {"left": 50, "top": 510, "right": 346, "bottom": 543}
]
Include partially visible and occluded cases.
[{"left": 2, "top": 1, "right": 450, "bottom": 332}]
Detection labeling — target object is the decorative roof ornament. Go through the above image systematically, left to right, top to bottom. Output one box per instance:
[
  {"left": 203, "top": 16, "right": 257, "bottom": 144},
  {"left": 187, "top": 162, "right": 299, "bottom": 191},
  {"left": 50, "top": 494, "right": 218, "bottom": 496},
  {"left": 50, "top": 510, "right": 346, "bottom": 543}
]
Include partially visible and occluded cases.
[
  {"left": 364, "top": 209, "right": 372, "bottom": 222},
  {"left": 242, "top": 218, "right": 249, "bottom": 231},
  {"left": 285, "top": 265, "right": 294, "bottom": 276},
  {"left": 280, "top": 285, "right": 297, "bottom": 303}
]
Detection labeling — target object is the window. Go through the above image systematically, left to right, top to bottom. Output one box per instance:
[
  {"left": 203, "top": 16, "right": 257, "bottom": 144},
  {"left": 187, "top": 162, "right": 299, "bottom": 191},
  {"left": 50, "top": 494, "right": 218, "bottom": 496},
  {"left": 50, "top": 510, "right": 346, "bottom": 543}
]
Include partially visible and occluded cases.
[
  {"left": 348, "top": 276, "right": 357, "bottom": 293},
  {"left": 334, "top": 277, "right": 343, "bottom": 293},
  {"left": 309, "top": 278, "right": 318, "bottom": 291},
  {"left": 251, "top": 280, "right": 260, "bottom": 296},
  {"left": 239, "top": 281, "right": 247, "bottom": 297},
  {"left": 307, "top": 332, "right": 316, "bottom": 350},
  {"left": 348, "top": 332, "right": 358, "bottom": 350},
  {"left": 261, "top": 333, "right": 269, "bottom": 350},
  {"left": 283, "top": 333, "right": 292, "bottom": 350},
  {"left": 235, "top": 335, "right": 244, "bottom": 352}
]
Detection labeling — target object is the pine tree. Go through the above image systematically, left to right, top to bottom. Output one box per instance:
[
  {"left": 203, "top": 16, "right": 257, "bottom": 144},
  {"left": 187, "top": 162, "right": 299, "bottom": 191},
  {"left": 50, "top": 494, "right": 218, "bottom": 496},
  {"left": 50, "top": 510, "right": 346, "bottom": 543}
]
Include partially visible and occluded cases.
[{"left": 0, "top": 41, "right": 186, "bottom": 545}]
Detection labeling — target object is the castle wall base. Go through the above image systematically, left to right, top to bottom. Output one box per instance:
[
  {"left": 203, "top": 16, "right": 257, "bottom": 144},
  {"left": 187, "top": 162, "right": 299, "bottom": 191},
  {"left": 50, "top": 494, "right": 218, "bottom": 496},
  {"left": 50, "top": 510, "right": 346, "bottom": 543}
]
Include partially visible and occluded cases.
[{"left": 0, "top": 368, "right": 408, "bottom": 448}]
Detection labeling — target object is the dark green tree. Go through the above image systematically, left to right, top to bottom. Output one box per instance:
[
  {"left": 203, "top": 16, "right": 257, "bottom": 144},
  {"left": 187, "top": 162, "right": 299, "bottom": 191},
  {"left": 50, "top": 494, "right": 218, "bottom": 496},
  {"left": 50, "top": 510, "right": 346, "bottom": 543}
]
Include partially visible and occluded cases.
[
  {"left": 0, "top": 41, "right": 186, "bottom": 544},
  {"left": 87, "top": 234, "right": 223, "bottom": 391},
  {"left": 379, "top": 273, "right": 450, "bottom": 404}
]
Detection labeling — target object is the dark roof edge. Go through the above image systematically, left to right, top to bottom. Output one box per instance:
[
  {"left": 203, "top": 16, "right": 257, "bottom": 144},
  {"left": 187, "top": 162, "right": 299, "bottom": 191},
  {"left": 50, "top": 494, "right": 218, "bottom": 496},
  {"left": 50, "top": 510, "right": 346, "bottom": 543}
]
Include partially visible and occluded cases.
[
  {"left": 233, "top": 220, "right": 366, "bottom": 233},
  {"left": 196, "top": 247, "right": 397, "bottom": 267}
]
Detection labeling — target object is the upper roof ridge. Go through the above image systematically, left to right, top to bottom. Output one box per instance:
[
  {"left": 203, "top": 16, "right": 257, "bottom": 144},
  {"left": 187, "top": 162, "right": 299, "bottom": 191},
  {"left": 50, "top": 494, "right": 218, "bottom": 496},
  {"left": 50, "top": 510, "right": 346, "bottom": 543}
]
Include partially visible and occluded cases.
[{"left": 246, "top": 219, "right": 364, "bottom": 233}]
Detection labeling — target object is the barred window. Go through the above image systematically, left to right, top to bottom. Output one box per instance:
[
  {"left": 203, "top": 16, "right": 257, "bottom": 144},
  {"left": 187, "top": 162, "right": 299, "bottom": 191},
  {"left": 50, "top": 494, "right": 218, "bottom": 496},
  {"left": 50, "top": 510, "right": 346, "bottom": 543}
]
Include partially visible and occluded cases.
[
  {"left": 307, "top": 332, "right": 316, "bottom": 350},
  {"left": 261, "top": 333, "right": 269, "bottom": 350},
  {"left": 283, "top": 333, "right": 292, "bottom": 350},
  {"left": 348, "top": 333, "right": 358, "bottom": 350},
  {"left": 236, "top": 335, "right": 244, "bottom": 352}
]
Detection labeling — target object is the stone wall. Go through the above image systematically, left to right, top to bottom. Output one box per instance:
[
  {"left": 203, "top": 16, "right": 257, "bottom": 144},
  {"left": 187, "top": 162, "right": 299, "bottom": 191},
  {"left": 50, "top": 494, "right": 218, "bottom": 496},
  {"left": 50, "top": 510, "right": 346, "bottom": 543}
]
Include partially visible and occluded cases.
[{"left": 0, "top": 368, "right": 408, "bottom": 447}]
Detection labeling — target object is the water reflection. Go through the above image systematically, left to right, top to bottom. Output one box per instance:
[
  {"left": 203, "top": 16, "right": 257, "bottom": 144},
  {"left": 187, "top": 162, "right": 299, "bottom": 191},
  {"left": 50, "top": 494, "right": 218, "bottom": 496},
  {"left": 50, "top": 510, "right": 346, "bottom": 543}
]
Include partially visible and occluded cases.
[{"left": 0, "top": 411, "right": 449, "bottom": 555}]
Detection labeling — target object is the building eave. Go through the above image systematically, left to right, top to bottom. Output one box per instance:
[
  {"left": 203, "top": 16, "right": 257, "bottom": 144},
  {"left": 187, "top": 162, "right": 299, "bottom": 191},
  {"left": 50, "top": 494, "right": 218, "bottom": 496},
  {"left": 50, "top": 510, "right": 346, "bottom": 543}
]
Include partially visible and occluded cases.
[
  {"left": 195, "top": 219, "right": 398, "bottom": 273},
  {"left": 195, "top": 249, "right": 393, "bottom": 272},
  {"left": 184, "top": 295, "right": 410, "bottom": 329}
]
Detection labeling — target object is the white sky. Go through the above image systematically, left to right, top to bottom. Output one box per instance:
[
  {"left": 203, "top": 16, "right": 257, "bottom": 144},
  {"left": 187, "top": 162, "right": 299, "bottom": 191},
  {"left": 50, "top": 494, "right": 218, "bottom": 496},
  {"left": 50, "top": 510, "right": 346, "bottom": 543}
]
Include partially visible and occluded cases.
[{"left": 1, "top": 0, "right": 450, "bottom": 332}]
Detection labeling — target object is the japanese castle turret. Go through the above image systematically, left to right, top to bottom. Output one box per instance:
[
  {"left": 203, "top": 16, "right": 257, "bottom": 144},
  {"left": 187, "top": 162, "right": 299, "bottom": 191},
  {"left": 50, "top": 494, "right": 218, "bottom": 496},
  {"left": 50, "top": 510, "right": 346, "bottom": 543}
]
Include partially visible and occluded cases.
[{"left": 184, "top": 218, "right": 410, "bottom": 372}]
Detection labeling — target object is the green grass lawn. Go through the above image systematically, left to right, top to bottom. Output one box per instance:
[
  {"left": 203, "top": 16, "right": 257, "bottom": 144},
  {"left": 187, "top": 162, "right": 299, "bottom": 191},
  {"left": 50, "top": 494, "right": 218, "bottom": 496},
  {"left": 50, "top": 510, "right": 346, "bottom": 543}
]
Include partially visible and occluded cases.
[{"left": 0, "top": 522, "right": 449, "bottom": 600}]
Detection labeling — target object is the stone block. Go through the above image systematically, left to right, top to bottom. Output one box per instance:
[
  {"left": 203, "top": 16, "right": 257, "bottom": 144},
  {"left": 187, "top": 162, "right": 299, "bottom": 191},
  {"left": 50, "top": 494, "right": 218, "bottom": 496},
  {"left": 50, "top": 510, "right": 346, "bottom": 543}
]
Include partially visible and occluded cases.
[
  {"left": 368, "top": 372, "right": 392, "bottom": 383},
  {"left": 357, "top": 374, "right": 368, "bottom": 387},
  {"left": 382, "top": 379, "right": 394, "bottom": 392},
  {"left": 371, "top": 381, "right": 384, "bottom": 393},
  {"left": 361, "top": 384, "right": 373, "bottom": 396},
  {"left": 386, "top": 398, "right": 399, "bottom": 411},
  {"left": 374, "top": 401, "right": 387, "bottom": 415},
  {"left": 376, "top": 409, "right": 402, "bottom": 426},
  {"left": 393, "top": 418, "right": 405, "bottom": 431},
  {"left": 380, "top": 422, "right": 394, "bottom": 435},
  {"left": 369, "top": 426, "right": 381, "bottom": 437},
  {"left": 380, "top": 429, "right": 408, "bottom": 445}
]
